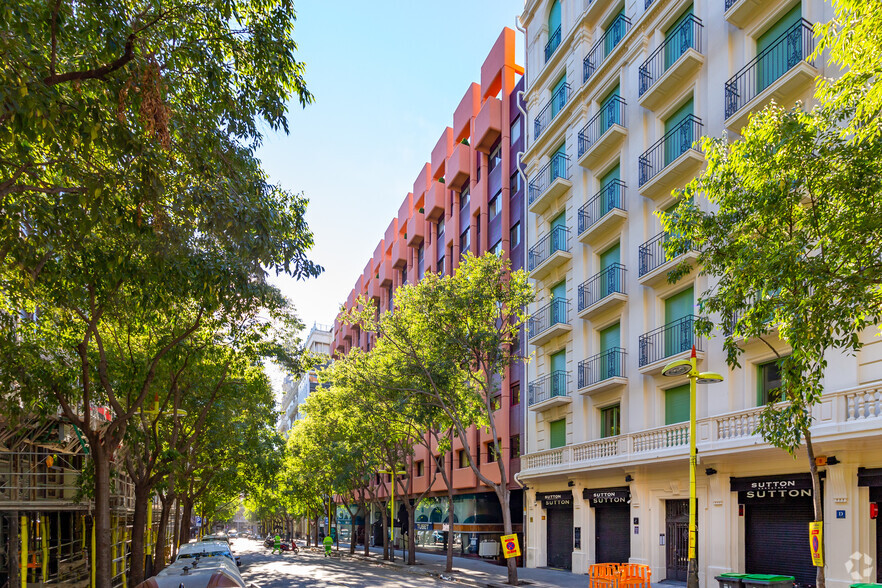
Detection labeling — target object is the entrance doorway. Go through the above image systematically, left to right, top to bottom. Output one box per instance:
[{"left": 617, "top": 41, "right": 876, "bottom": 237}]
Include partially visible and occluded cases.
[
  {"left": 665, "top": 499, "right": 690, "bottom": 582},
  {"left": 595, "top": 505, "right": 630, "bottom": 563},
  {"left": 546, "top": 507, "right": 573, "bottom": 569}
]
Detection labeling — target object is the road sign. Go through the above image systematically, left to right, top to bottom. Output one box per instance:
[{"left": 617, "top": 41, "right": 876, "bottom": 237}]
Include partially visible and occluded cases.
[
  {"left": 195, "top": 516, "right": 202, "bottom": 527},
  {"left": 809, "top": 521, "right": 824, "bottom": 567},
  {"left": 500, "top": 533, "right": 520, "bottom": 559}
]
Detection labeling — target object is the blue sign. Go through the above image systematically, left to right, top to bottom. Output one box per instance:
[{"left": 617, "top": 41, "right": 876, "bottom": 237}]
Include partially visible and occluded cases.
[
  {"left": 836, "top": 510, "right": 846, "bottom": 519},
  {"left": 414, "top": 522, "right": 432, "bottom": 531}
]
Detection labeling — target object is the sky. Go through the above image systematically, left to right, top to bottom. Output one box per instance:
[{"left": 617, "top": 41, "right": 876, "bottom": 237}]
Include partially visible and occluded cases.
[{"left": 258, "top": 1, "right": 525, "bottom": 390}]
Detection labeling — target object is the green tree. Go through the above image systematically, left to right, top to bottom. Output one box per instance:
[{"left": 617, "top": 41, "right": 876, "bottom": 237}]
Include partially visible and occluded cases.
[{"left": 661, "top": 103, "right": 882, "bottom": 588}]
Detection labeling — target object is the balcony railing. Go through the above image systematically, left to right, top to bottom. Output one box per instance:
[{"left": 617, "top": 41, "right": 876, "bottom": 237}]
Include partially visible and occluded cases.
[
  {"left": 724, "top": 0, "right": 738, "bottom": 9},
  {"left": 584, "top": 14, "right": 631, "bottom": 83},
  {"left": 638, "top": 15, "right": 704, "bottom": 96},
  {"left": 724, "top": 19, "right": 814, "bottom": 119},
  {"left": 545, "top": 26, "right": 562, "bottom": 63},
  {"left": 534, "top": 82, "right": 572, "bottom": 139},
  {"left": 578, "top": 96, "right": 626, "bottom": 157},
  {"left": 638, "top": 115, "right": 703, "bottom": 186},
  {"left": 528, "top": 153, "right": 571, "bottom": 205},
  {"left": 578, "top": 180, "right": 626, "bottom": 234},
  {"left": 529, "top": 225, "right": 571, "bottom": 271},
  {"left": 638, "top": 231, "right": 692, "bottom": 277},
  {"left": 578, "top": 263, "right": 626, "bottom": 311},
  {"left": 528, "top": 298, "right": 571, "bottom": 340},
  {"left": 638, "top": 314, "right": 702, "bottom": 367},
  {"left": 578, "top": 347, "right": 626, "bottom": 388},
  {"left": 528, "top": 370, "right": 572, "bottom": 406}
]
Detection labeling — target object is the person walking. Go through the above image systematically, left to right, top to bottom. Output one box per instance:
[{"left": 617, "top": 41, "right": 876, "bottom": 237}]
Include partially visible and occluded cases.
[
  {"left": 272, "top": 533, "right": 281, "bottom": 555},
  {"left": 322, "top": 533, "right": 333, "bottom": 557}
]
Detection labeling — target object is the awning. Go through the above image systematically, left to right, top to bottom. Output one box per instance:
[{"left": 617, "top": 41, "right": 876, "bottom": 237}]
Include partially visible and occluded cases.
[
  {"left": 730, "top": 472, "right": 822, "bottom": 492},
  {"left": 582, "top": 487, "right": 630, "bottom": 507},
  {"left": 536, "top": 490, "right": 573, "bottom": 508}
]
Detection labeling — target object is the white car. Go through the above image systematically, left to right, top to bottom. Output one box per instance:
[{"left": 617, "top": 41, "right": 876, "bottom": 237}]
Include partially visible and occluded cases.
[
  {"left": 176, "top": 540, "right": 241, "bottom": 568},
  {"left": 135, "top": 556, "right": 245, "bottom": 588}
]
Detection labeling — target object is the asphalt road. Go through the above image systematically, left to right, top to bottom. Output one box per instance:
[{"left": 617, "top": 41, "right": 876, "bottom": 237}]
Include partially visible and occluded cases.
[{"left": 233, "top": 538, "right": 452, "bottom": 588}]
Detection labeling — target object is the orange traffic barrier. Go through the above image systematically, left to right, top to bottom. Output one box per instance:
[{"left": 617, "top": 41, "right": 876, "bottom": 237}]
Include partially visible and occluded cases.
[
  {"left": 589, "top": 563, "right": 621, "bottom": 588},
  {"left": 620, "top": 563, "right": 652, "bottom": 588}
]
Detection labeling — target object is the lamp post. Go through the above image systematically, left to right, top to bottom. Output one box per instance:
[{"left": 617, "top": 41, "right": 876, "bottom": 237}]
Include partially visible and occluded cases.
[
  {"left": 661, "top": 346, "right": 723, "bottom": 588},
  {"left": 378, "top": 468, "right": 406, "bottom": 562}
]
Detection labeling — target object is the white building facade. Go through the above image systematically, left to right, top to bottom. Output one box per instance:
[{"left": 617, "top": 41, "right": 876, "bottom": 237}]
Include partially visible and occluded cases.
[
  {"left": 518, "top": 0, "right": 882, "bottom": 585},
  {"left": 277, "top": 323, "right": 332, "bottom": 435}
]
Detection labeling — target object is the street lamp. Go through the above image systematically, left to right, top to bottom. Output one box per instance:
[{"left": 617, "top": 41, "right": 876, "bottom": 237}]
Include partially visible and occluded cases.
[
  {"left": 661, "top": 346, "right": 723, "bottom": 588},
  {"left": 377, "top": 467, "right": 407, "bottom": 562}
]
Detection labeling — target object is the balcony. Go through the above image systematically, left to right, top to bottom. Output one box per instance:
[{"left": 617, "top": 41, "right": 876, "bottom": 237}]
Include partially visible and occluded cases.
[
  {"left": 584, "top": 0, "right": 607, "bottom": 27},
  {"left": 725, "top": 0, "right": 768, "bottom": 29},
  {"left": 583, "top": 14, "right": 631, "bottom": 85},
  {"left": 638, "top": 15, "right": 704, "bottom": 112},
  {"left": 724, "top": 20, "right": 817, "bottom": 132},
  {"left": 545, "top": 25, "right": 562, "bottom": 63},
  {"left": 534, "top": 82, "right": 571, "bottom": 141},
  {"left": 577, "top": 96, "right": 627, "bottom": 169},
  {"left": 475, "top": 97, "right": 502, "bottom": 153},
  {"left": 638, "top": 115, "right": 704, "bottom": 200},
  {"left": 447, "top": 142, "right": 471, "bottom": 191},
  {"left": 528, "top": 153, "right": 572, "bottom": 214},
  {"left": 577, "top": 180, "right": 627, "bottom": 246},
  {"left": 426, "top": 181, "right": 446, "bottom": 221},
  {"left": 407, "top": 211, "right": 425, "bottom": 246},
  {"left": 528, "top": 225, "right": 572, "bottom": 280},
  {"left": 637, "top": 231, "right": 698, "bottom": 287},
  {"left": 391, "top": 238, "right": 407, "bottom": 268},
  {"left": 379, "top": 260, "right": 392, "bottom": 287},
  {"left": 577, "top": 263, "right": 627, "bottom": 320},
  {"left": 367, "top": 280, "right": 380, "bottom": 304},
  {"left": 528, "top": 298, "right": 572, "bottom": 347},
  {"left": 638, "top": 314, "right": 703, "bottom": 373},
  {"left": 578, "top": 347, "right": 627, "bottom": 394},
  {"left": 528, "top": 371, "right": 573, "bottom": 411},
  {"left": 521, "top": 384, "right": 882, "bottom": 477}
]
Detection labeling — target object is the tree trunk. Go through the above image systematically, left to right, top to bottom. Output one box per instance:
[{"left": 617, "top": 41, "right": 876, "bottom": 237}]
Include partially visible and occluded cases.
[
  {"left": 804, "top": 429, "right": 825, "bottom": 588},
  {"left": 93, "top": 444, "right": 113, "bottom": 588},
  {"left": 129, "top": 484, "right": 150, "bottom": 585},
  {"left": 497, "top": 486, "right": 518, "bottom": 585},
  {"left": 446, "top": 488, "right": 454, "bottom": 572},
  {"left": 155, "top": 494, "right": 173, "bottom": 570},
  {"left": 178, "top": 497, "right": 193, "bottom": 550},
  {"left": 364, "top": 501, "right": 372, "bottom": 557},
  {"left": 405, "top": 503, "right": 416, "bottom": 565},
  {"left": 381, "top": 506, "right": 389, "bottom": 561},
  {"left": 9, "top": 511, "right": 19, "bottom": 588},
  {"left": 305, "top": 511, "right": 310, "bottom": 547},
  {"left": 314, "top": 514, "right": 319, "bottom": 547}
]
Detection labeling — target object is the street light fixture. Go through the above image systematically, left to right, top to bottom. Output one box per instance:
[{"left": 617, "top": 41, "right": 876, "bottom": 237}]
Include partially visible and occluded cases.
[
  {"left": 661, "top": 346, "right": 723, "bottom": 588},
  {"left": 378, "top": 467, "right": 407, "bottom": 562}
]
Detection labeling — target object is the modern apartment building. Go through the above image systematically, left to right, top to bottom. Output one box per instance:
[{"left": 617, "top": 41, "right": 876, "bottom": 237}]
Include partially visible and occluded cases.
[
  {"left": 518, "top": 0, "right": 882, "bottom": 585},
  {"left": 330, "top": 28, "right": 528, "bottom": 561},
  {"left": 278, "top": 323, "right": 332, "bottom": 436}
]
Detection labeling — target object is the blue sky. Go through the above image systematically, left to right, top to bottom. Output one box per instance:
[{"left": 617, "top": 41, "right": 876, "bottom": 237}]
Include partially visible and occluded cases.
[{"left": 259, "top": 1, "right": 525, "bottom": 354}]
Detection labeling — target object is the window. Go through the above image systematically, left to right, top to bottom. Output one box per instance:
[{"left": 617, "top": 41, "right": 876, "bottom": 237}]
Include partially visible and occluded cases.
[
  {"left": 510, "top": 117, "right": 521, "bottom": 146},
  {"left": 489, "top": 143, "right": 502, "bottom": 171},
  {"left": 510, "top": 171, "right": 521, "bottom": 194},
  {"left": 460, "top": 184, "right": 470, "bottom": 209},
  {"left": 490, "top": 190, "right": 502, "bottom": 218},
  {"left": 437, "top": 218, "right": 445, "bottom": 241},
  {"left": 510, "top": 222, "right": 521, "bottom": 248},
  {"left": 460, "top": 229, "right": 470, "bottom": 257},
  {"left": 491, "top": 240, "right": 503, "bottom": 257},
  {"left": 417, "top": 245, "right": 425, "bottom": 280},
  {"left": 437, "top": 255, "right": 445, "bottom": 276},
  {"left": 400, "top": 266, "right": 407, "bottom": 285},
  {"left": 386, "top": 285, "right": 393, "bottom": 311},
  {"left": 758, "top": 357, "right": 787, "bottom": 405},
  {"left": 510, "top": 382, "right": 520, "bottom": 405},
  {"left": 665, "top": 384, "right": 690, "bottom": 425},
  {"left": 490, "top": 395, "right": 502, "bottom": 411},
  {"left": 600, "top": 404, "right": 621, "bottom": 438},
  {"left": 549, "top": 418, "right": 566, "bottom": 449},
  {"left": 510, "top": 434, "right": 521, "bottom": 458},
  {"left": 486, "top": 441, "right": 500, "bottom": 463},
  {"left": 457, "top": 449, "right": 469, "bottom": 469},
  {"left": 434, "top": 455, "right": 443, "bottom": 471},
  {"left": 415, "top": 460, "right": 424, "bottom": 477},
  {"left": 386, "top": 473, "right": 392, "bottom": 483}
]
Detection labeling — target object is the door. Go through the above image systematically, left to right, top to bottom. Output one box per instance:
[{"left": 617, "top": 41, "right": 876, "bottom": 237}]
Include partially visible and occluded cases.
[
  {"left": 548, "top": 0, "right": 561, "bottom": 37},
  {"left": 756, "top": 4, "right": 802, "bottom": 92},
  {"left": 664, "top": 6, "right": 695, "bottom": 69},
  {"left": 604, "top": 9, "right": 625, "bottom": 57},
  {"left": 551, "top": 75, "right": 567, "bottom": 118},
  {"left": 600, "top": 85, "right": 621, "bottom": 133},
  {"left": 664, "top": 99, "right": 694, "bottom": 165},
  {"left": 552, "top": 142, "right": 567, "bottom": 181},
  {"left": 599, "top": 165, "right": 621, "bottom": 217},
  {"left": 551, "top": 212, "right": 567, "bottom": 255},
  {"left": 599, "top": 243, "right": 621, "bottom": 299},
  {"left": 551, "top": 280, "right": 567, "bottom": 325},
  {"left": 664, "top": 286, "right": 694, "bottom": 357},
  {"left": 599, "top": 323, "right": 621, "bottom": 380},
  {"left": 550, "top": 349, "right": 566, "bottom": 397},
  {"left": 745, "top": 498, "right": 815, "bottom": 586},
  {"left": 665, "top": 499, "right": 690, "bottom": 582},
  {"left": 595, "top": 506, "right": 630, "bottom": 563},
  {"left": 546, "top": 507, "right": 574, "bottom": 569}
]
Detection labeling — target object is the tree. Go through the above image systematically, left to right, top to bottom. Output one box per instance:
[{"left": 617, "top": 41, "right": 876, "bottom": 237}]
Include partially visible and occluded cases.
[
  {"left": 661, "top": 103, "right": 882, "bottom": 588},
  {"left": 343, "top": 253, "right": 534, "bottom": 585}
]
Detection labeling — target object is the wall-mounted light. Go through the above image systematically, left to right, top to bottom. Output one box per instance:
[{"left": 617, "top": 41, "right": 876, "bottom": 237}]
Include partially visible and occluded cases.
[
  {"left": 826, "top": 456, "right": 840, "bottom": 465},
  {"left": 705, "top": 468, "right": 717, "bottom": 476},
  {"left": 625, "top": 474, "right": 634, "bottom": 483},
  {"left": 567, "top": 480, "right": 575, "bottom": 487}
]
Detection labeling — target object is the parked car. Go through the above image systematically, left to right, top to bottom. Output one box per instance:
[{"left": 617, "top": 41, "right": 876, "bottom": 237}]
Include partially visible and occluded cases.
[
  {"left": 181, "top": 539, "right": 241, "bottom": 568},
  {"left": 135, "top": 556, "right": 245, "bottom": 588}
]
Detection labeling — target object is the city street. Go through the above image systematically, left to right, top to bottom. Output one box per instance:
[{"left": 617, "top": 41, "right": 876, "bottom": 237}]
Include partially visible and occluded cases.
[{"left": 234, "top": 538, "right": 452, "bottom": 588}]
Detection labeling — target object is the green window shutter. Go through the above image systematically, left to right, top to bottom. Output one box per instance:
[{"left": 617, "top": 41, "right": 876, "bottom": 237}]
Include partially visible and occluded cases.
[
  {"left": 548, "top": 0, "right": 561, "bottom": 34},
  {"left": 756, "top": 4, "right": 803, "bottom": 92},
  {"left": 664, "top": 5, "right": 695, "bottom": 69},
  {"left": 604, "top": 9, "right": 625, "bottom": 57},
  {"left": 551, "top": 75, "right": 567, "bottom": 118},
  {"left": 600, "top": 85, "right": 621, "bottom": 131},
  {"left": 663, "top": 98, "right": 695, "bottom": 165},
  {"left": 600, "top": 164, "right": 620, "bottom": 188},
  {"left": 599, "top": 165, "right": 622, "bottom": 217},
  {"left": 551, "top": 211, "right": 566, "bottom": 230},
  {"left": 598, "top": 243, "right": 621, "bottom": 299},
  {"left": 599, "top": 243, "right": 620, "bottom": 269},
  {"left": 551, "top": 280, "right": 566, "bottom": 301},
  {"left": 664, "top": 286, "right": 694, "bottom": 324},
  {"left": 599, "top": 323, "right": 621, "bottom": 380},
  {"left": 600, "top": 323, "right": 621, "bottom": 351},
  {"left": 551, "top": 349, "right": 566, "bottom": 372},
  {"left": 665, "top": 384, "right": 690, "bottom": 425},
  {"left": 549, "top": 418, "right": 567, "bottom": 448}
]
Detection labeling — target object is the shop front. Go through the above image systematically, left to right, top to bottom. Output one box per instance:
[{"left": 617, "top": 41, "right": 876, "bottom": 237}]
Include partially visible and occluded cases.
[
  {"left": 858, "top": 467, "right": 882, "bottom": 583},
  {"left": 732, "top": 473, "right": 820, "bottom": 586},
  {"left": 584, "top": 487, "right": 631, "bottom": 564},
  {"left": 537, "top": 490, "right": 573, "bottom": 570}
]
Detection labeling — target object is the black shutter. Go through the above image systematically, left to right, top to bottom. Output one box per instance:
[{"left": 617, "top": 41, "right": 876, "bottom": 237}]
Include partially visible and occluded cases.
[
  {"left": 745, "top": 499, "right": 816, "bottom": 586},
  {"left": 595, "top": 505, "right": 630, "bottom": 563},
  {"left": 546, "top": 507, "right": 573, "bottom": 570}
]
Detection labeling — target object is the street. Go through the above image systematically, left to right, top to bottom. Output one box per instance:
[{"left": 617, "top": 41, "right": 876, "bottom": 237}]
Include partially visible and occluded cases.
[{"left": 233, "top": 538, "right": 452, "bottom": 588}]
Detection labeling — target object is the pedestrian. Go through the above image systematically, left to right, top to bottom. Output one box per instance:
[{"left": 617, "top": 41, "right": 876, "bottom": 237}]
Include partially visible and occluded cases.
[
  {"left": 272, "top": 533, "right": 281, "bottom": 555},
  {"left": 323, "top": 533, "right": 333, "bottom": 557}
]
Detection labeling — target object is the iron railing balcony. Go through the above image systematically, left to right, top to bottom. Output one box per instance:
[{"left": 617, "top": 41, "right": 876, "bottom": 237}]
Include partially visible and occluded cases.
[
  {"left": 724, "top": 0, "right": 738, "bottom": 9},
  {"left": 584, "top": 14, "right": 631, "bottom": 83},
  {"left": 638, "top": 14, "right": 704, "bottom": 97},
  {"left": 724, "top": 19, "right": 814, "bottom": 119},
  {"left": 545, "top": 26, "right": 562, "bottom": 63},
  {"left": 534, "top": 82, "right": 572, "bottom": 140},
  {"left": 578, "top": 96, "right": 626, "bottom": 157},
  {"left": 638, "top": 115, "right": 703, "bottom": 187},
  {"left": 528, "top": 153, "right": 571, "bottom": 206},
  {"left": 578, "top": 180, "right": 626, "bottom": 235},
  {"left": 528, "top": 225, "right": 571, "bottom": 272},
  {"left": 638, "top": 231, "right": 694, "bottom": 278},
  {"left": 578, "top": 263, "right": 626, "bottom": 312},
  {"left": 528, "top": 298, "right": 571, "bottom": 340},
  {"left": 639, "top": 314, "right": 703, "bottom": 367},
  {"left": 578, "top": 347, "right": 627, "bottom": 389},
  {"left": 529, "top": 370, "right": 572, "bottom": 406}
]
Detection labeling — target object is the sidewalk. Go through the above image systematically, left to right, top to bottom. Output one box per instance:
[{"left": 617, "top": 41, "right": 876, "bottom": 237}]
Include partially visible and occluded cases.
[{"left": 330, "top": 542, "right": 669, "bottom": 588}]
